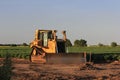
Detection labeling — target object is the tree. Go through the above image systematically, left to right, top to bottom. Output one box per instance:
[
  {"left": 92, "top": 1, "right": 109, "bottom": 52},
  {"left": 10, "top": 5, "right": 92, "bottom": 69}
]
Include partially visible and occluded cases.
[
  {"left": 65, "top": 39, "right": 72, "bottom": 47},
  {"left": 74, "top": 39, "right": 87, "bottom": 47},
  {"left": 79, "top": 39, "right": 87, "bottom": 47},
  {"left": 74, "top": 40, "right": 80, "bottom": 47},
  {"left": 111, "top": 42, "right": 117, "bottom": 47},
  {"left": 22, "top": 43, "right": 28, "bottom": 46},
  {"left": 98, "top": 43, "right": 104, "bottom": 47},
  {"left": 10, "top": 44, "right": 17, "bottom": 47}
]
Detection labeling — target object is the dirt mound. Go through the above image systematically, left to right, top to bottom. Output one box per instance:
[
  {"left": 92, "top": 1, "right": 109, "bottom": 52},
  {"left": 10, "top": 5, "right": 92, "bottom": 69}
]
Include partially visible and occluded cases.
[{"left": 110, "top": 60, "right": 120, "bottom": 65}]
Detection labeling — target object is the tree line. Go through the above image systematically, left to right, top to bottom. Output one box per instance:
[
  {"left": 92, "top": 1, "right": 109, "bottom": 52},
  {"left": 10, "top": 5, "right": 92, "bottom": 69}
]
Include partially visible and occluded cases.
[
  {"left": 65, "top": 39, "right": 87, "bottom": 47},
  {"left": 66, "top": 39, "right": 119, "bottom": 47},
  {"left": 0, "top": 43, "right": 28, "bottom": 46}
]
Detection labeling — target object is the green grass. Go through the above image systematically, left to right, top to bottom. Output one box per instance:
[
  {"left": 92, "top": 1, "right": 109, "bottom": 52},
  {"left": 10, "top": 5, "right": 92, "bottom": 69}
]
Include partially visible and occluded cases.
[
  {"left": 0, "top": 46, "right": 31, "bottom": 59},
  {"left": 0, "top": 46, "right": 120, "bottom": 62},
  {"left": 1, "top": 46, "right": 120, "bottom": 57},
  {"left": 67, "top": 46, "right": 120, "bottom": 53},
  {"left": 67, "top": 46, "right": 120, "bottom": 62}
]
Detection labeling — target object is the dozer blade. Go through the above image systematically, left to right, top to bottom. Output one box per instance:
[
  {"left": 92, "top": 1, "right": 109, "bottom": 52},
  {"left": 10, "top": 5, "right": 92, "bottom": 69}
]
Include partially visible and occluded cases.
[
  {"left": 45, "top": 53, "right": 86, "bottom": 64},
  {"left": 30, "top": 55, "right": 46, "bottom": 63}
]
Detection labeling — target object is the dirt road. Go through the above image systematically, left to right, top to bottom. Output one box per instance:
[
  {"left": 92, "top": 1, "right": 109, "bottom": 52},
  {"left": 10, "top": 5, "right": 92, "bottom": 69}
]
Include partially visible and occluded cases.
[{"left": 0, "top": 58, "right": 120, "bottom": 80}]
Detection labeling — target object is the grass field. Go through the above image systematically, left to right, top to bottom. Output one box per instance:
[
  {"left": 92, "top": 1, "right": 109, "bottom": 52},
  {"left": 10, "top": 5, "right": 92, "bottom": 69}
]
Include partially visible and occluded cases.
[
  {"left": 0, "top": 46, "right": 120, "bottom": 62},
  {"left": 0, "top": 46, "right": 31, "bottom": 59},
  {"left": 1, "top": 46, "right": 120, "bottom": 56},
  {"left": 67, "top": 46, "right": 120, "bottom": 53},
  {"left": 67, "top": 46, "right": 120, "bottom": 62}
]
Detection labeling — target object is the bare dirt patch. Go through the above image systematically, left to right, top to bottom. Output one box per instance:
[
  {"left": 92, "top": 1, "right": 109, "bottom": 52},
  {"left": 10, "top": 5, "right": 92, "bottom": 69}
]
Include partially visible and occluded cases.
[{"left": 1, "top": 58, "right": 120, "bottom": 80}]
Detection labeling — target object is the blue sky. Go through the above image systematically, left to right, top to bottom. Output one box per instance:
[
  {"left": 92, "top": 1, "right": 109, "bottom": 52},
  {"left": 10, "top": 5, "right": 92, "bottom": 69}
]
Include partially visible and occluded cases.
[{"left": 0, "top": 0, "right": 120, "bottom": 45}]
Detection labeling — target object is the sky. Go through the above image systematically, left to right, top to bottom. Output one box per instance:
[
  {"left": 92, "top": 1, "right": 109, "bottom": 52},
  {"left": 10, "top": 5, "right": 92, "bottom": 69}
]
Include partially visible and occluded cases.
[{"left": 0, "top": 0, "right": 120, "bottom": 45}]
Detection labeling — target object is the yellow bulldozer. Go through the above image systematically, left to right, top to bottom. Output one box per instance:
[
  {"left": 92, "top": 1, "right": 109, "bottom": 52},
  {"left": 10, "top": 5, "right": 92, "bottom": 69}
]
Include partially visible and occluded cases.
[{"left": 30, "top": 29, "right": 86, "bottom": 64}]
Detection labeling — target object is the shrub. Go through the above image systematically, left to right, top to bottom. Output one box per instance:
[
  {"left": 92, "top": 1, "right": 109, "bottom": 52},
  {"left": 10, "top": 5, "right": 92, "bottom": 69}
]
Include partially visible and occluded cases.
[{"left": 0, "top": 53, "right": 12, "bottom": 80}]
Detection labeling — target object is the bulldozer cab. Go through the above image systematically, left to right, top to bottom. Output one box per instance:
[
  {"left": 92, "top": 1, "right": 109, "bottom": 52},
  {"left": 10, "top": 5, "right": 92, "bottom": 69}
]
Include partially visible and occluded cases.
[
  {"left": 32, "top": 29, "right": 66, "bottom": 53},
  {"left": 38, "top": 31, "right": 50, "bottom": 47}
]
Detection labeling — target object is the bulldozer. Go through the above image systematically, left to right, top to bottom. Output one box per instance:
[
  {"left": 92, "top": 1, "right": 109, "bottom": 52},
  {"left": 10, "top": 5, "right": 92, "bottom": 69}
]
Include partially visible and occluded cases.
[{"left": 30, "top": 29, "right": 86, "bottom": 64}]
